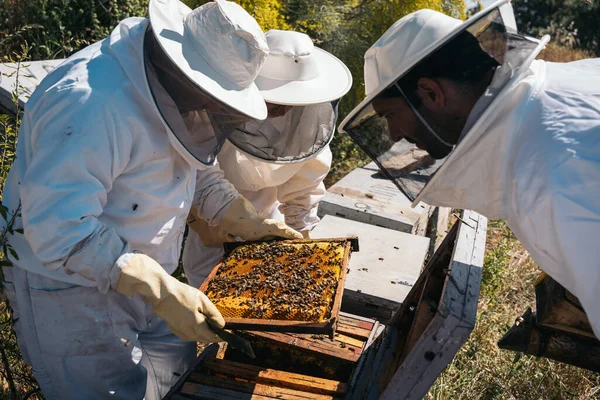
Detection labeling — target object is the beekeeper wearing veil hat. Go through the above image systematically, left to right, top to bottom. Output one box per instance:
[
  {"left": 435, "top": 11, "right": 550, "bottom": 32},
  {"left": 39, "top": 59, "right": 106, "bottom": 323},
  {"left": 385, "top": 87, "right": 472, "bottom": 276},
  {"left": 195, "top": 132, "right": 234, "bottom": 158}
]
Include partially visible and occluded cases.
[
  {"left": 0, "top": 0, "right": 302, "bottom": 398},
  {"left": 340, "top": 0, "right": 600, "bottom": 338},
  {"left": 183, "top": 29, "right": 352, "bottom": 289}
]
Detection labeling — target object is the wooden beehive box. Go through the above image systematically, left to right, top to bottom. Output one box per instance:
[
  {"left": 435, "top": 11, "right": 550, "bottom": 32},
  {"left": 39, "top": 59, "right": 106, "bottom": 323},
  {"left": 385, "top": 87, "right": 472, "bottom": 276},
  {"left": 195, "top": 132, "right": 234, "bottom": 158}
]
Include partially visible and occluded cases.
[
  {"left": 165, "top": 210, "right": 487, "bottom": 400},
  {"left": 167, "top": 312, "right": 380, "bottom": 400}
]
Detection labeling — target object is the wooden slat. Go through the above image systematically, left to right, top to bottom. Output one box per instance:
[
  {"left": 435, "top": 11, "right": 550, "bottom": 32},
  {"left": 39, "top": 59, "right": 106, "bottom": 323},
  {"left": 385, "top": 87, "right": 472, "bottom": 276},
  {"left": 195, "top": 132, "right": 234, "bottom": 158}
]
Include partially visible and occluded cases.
[
  {"left": 329, "top": 241, "right": 351, "bottom": 334},
  {"left": 338, "top": 314, "right": 375, "bottom": 331},
  {"left": 223, "top": 317, "right": 334, "bottom": 334},
  {"left": 336, "top": 322, "right": 371, "bottom": 339},
  {"left": 249, "top": 331, "right": 361, "bottom": 362},
  {"left": 334, "top": 333, "right": 365, "bottom": 348},
  {"left": 202, "top": 359, "right": 346, "bottom": 395},
  {"left": 190, "top": 374, "right": 339, "bottom": 400},
  {"left": 182, "top": 382, "right": 276, "bottom": 399}
]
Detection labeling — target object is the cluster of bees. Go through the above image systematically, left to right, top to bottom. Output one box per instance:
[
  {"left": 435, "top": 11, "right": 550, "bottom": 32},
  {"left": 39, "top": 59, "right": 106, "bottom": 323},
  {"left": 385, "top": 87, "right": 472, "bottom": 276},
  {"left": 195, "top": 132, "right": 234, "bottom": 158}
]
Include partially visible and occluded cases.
[{"left": 205, "top": 242, "right": 345, "bottom": 321}]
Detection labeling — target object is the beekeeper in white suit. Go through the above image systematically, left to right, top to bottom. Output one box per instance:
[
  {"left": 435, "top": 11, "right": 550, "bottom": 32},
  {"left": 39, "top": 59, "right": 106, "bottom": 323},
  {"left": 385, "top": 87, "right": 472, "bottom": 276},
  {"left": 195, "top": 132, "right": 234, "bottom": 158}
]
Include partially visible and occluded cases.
[
  {"left": 0, "top": 0, "right": 302, "bottom": 399},
  {"left": 340, "top": 0, "right": 600, "bottom": 338},
  {"left": 182, "top": 29, "right": 352, "bottom": 288}
]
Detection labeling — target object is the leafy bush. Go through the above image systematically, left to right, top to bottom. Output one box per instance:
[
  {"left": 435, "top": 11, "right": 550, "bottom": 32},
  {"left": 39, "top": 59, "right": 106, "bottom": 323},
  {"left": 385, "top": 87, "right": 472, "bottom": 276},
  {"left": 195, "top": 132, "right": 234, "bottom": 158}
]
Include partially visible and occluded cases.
[{"left": 0, "top": 0, "right": 147, "bottom": 60}]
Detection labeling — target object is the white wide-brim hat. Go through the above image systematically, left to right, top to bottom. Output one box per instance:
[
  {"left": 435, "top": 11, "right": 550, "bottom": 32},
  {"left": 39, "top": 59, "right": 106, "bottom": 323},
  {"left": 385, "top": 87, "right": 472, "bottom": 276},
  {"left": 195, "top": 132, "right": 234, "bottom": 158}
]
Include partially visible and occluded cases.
[
  {"left": 149, "top": 0, "right": 268, "bottom": 120},
  {"left": 338, "top": 0, "right": 518, "bottom": 133},
  {"left": 255, "top": 30, "right": 353, "bottom": 106}
]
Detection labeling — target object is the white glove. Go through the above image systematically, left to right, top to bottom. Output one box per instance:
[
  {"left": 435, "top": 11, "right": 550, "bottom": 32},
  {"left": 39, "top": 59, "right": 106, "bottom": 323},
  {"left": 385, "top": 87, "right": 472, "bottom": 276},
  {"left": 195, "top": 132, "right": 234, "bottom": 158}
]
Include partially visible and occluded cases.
[
  {"left": 188, "top": 197, "right": 303, "bottom": 248},
  {"left": 115, "top": 253, "right": 225, "bottom": 343}
]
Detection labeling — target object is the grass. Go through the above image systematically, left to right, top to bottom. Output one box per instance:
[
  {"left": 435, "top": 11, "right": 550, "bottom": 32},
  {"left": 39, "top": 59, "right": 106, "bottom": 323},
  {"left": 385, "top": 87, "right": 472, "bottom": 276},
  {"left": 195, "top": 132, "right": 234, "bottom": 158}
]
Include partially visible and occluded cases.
[{"left": 427, "top": 220, "right": 600, "bottom": 399}]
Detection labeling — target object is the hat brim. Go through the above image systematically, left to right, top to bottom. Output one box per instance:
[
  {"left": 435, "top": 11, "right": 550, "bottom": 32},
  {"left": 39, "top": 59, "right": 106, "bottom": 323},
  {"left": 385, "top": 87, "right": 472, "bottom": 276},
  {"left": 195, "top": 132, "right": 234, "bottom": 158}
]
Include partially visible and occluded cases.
[
  {"left": 148, "top": 0, "right": 267, "bottom": 120},
  {"left": 338, "top": 0, "right": 512, "bottom": 134},
  {"left": 255, "top": 48, "right": 353, "bottom": 106}
]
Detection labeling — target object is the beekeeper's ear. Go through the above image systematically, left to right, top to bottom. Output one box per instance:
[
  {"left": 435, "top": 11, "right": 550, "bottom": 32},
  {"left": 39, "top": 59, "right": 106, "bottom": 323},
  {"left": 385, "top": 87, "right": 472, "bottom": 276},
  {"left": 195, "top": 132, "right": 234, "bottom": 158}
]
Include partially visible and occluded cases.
[{"left": 416, "top": 77, "right": 445, "bottom": 111}]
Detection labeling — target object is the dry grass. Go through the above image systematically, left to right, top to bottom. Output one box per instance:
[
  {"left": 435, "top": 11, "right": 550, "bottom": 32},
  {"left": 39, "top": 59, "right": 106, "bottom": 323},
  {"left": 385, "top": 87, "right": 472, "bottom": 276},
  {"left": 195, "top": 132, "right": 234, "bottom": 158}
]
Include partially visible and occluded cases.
[
  {"left": 538, "top": 43, "right": 594, "bottom": 63},
  {"left": 428, "top": 220, "right": 600, "bottom": 400}
]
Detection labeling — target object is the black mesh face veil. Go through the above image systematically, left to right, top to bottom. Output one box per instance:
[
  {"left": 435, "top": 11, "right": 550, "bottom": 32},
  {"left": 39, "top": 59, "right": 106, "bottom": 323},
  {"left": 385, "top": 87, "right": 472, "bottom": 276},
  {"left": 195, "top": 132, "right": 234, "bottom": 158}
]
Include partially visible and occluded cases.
[
  {"left": 341, "top": 5, "right": 541, "bottom": 201},
  {"left": 144, "top": 27, "right": 253, "bottom": 166},
  {"left": 227, "top": 101, "right": 338, "bottom": 164}
]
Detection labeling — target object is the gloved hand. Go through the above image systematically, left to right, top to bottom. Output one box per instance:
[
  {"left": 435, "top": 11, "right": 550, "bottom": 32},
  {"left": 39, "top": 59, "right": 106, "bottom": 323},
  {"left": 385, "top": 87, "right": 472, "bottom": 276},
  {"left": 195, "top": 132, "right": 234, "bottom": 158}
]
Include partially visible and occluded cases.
[
  {"left": 188, "top": 197, "right": 303, "bottom": 248},
  {"left": 300, "top": 230, "right": 311, "bottom": 239},
  {"left": 115, "top": 253, "right": 225, "bottom": 343}
]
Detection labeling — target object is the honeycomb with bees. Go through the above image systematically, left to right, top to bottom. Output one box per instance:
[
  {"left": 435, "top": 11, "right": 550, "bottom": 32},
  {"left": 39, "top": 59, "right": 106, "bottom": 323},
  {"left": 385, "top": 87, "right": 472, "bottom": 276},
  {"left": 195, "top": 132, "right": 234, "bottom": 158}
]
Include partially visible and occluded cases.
[{"left": 201, "top": 238, "right": 355, "bottom": 329}]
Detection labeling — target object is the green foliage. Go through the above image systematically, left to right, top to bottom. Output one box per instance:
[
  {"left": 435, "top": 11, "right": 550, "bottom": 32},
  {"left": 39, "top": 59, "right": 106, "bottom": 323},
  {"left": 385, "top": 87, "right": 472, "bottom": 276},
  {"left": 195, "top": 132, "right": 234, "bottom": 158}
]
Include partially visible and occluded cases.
[
  {"left": 0, "top": 0, "right": 148, "bottom": 60},
  {"left": 184, "top": 0, "right": 290, "bottom": 30},
  {"left": 512, "top": 0, "right": 599, "bottom": 55},
  {"left": 0, "top": 50, "right": 40, "bottom": 399}
]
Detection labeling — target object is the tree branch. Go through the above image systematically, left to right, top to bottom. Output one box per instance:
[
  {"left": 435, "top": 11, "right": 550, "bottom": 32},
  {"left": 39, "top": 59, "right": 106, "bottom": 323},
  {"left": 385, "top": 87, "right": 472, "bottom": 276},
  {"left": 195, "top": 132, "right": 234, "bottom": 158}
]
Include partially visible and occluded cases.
[{"left": 0, "top": 339, "right": 17, "bottom": 400}]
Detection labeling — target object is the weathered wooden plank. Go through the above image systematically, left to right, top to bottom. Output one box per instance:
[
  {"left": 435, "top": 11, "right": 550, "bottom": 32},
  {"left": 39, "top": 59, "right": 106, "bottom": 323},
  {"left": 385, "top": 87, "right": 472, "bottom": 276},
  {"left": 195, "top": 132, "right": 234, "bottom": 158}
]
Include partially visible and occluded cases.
[
  {"left": 317, "top": 164, "right": 429, "bottom": 234},
  {"left": 425, "top": 206, "right": 452, "bottom": 257},
  {"left": 378, "top": 211, "right": 487, "bottom": 400},
  {"left": 535, "top": 274, "right": 595, "bottom": 338},
  {"left": 339, "top": 291, "right": 398, "bottom": 322},
  {"left": 498, "top": 308, "right": 600, "bottom": 372},
  {"left": 338, "top": 311, "right": 377, "bottom": 325},
  {"left": 338, "top": 314, "right": 375, "bottom": 331},
  {"left": 346, "top": 320, "right": 381, "bottom": 395},
  {"left": 336, "top": 322, "right": 372, "bottom": 340},
  {"left": 346, "top": 325, "right": 401, "bottom": 400},
  {"left": 247, "top": 331, "right": 361, "bottom": 362},
  {"left": 334, "top": 333, "right": 364, "bottom": 348},
  {"left": 201, "top": 358, "right": 346, "bottom": 395},
  {"left": 190, "top": 374, "right": 338, "bottom": 400},
  {"left": 181, "top": 382, "right": 277, "bottom": 399}
]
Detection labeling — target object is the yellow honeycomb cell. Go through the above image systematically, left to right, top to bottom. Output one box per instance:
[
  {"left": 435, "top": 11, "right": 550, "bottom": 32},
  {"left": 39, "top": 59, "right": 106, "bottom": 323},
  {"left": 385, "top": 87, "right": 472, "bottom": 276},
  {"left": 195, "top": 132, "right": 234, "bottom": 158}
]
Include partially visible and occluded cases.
[{"left": 205, "top": 241, "right": 345, "bottom": 322}]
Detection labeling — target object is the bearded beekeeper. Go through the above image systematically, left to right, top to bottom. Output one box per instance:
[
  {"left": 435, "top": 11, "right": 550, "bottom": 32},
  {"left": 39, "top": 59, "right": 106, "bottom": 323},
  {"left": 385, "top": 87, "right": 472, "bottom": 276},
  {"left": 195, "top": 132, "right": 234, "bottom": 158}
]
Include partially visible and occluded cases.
[
  {"left": 0, "top": 0, "right": 303, "bottom": 398},
  {"left": 339, "top": 0, "right": 600, "bottom": 339},
  {"left": 182, "top": 30, "right": 352, "bottom": 288}
]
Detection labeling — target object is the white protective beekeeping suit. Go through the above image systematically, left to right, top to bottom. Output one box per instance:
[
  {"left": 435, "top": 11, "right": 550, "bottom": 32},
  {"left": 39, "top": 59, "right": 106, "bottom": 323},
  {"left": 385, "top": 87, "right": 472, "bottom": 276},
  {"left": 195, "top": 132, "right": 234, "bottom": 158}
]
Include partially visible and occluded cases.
[
  {"left": 339, "top": 0, "right": 600, "bottom": 338},
  {"left": 0, "top": 1, "right": 290, "bottom": 398},
  {"left": 182, "top": 30, "right": 352, "bottom": 288},
  {"left": 416, "top": 58, "right": 600, "bottom": 339}
]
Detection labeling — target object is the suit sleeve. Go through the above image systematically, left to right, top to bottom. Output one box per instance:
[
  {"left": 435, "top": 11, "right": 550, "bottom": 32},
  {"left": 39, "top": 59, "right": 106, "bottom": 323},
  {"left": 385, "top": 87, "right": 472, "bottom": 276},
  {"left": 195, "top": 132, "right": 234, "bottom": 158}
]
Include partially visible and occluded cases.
[
  {"left": 20, "top": 95, "right": 132, "bottom": 293},
  {"left": 277, "top": 146, "right": 332, "bottom": 231}
]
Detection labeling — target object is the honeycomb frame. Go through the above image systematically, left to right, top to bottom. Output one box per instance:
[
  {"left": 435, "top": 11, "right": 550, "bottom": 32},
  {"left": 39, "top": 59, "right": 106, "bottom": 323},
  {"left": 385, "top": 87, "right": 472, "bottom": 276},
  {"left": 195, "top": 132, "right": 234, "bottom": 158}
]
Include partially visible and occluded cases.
[{"left": 200, "top": 237, "right": 357, "bottom": 334}]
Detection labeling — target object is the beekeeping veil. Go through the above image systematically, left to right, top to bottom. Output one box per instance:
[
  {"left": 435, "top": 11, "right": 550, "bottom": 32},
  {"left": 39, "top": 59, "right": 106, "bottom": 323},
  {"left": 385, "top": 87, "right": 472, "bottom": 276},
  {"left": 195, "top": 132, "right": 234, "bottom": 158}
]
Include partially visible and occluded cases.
[
  {"left": 145, "top": 0, "right": 269, "bottom": 168},
  {"left": 338, "top": 0, "right": 549, "bottom": 202},
  {"left": 226, "top": 29, "right": 351, "bottom": 163}
]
